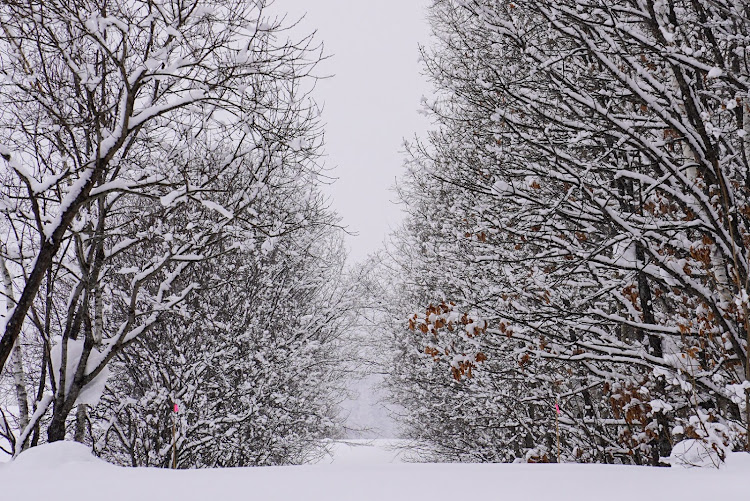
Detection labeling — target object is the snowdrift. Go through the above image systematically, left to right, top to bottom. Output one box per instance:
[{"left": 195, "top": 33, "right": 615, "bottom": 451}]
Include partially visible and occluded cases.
[{"left": 0, "top": 441, "right": 747, "bottom": 501}]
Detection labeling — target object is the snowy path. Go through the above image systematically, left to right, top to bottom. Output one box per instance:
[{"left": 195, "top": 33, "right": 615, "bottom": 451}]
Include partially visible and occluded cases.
[
  {"left": 317, "top": 439, "right": 411, "bottom": 464},
  {"left": 1, "top": 441, "right": 747, "bottom": 501}
]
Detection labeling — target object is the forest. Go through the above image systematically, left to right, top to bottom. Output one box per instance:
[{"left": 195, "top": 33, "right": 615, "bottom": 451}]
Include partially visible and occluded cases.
[{"left": 1, "top": 0, "right": 749, "bottom": 471}]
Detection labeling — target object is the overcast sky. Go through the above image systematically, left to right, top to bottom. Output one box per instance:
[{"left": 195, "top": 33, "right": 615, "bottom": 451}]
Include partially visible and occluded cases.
[{"left": 270, "top": 0, "right": 432, "bottom": 263}]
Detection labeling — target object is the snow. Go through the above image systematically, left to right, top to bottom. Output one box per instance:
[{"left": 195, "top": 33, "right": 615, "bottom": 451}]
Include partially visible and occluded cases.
[
  {"left": 42, "top": 167, "right": 94, "bottom": 241},
  {"left": 492, "top": 179, "right": 514, "bottom": 196},
  {"left": 159, "top": 188, "right": 184, "bottom": 207},
  {"left": 200, "top": 199, "right": 233, "bottom": 219},
  {"left": 49, "top": 338, "right": 110, "bottom": 406},
  {"left": 49, "top": 338, "right": 86, "bottom": 395},
  {"left": 75, "top": 364, "right": 110, "bottom": 407},
  {"left": 726, "top": 381, "right": 750, "bottom": 407},
  {"left": 648, "top": 399, "right": 674, "bottom": 414},
  {"left": 670, "top": 440, "right": 726, "bottom": 468},
  {"left": 0, "top": 441, "right": 747, "bottom": 500},
  {"left": 7, "top": 441, "right": 113, "bottom": 470}
]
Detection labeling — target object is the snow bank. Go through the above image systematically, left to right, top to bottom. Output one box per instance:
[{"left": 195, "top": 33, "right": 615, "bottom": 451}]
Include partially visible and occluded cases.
[
  {"left": 670, "top": 439, "right": 726, "bottom": 468},
  {"left": 7, "top": 441, "right": 113, "bottom": 470},
  {"left": 0, "top": 442, "right": 746, "bottom": 501}
]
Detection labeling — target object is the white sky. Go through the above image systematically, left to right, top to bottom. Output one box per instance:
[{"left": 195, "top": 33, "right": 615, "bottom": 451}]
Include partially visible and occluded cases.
[{"left": 270, "top": 0, "right": 432, "bottom": 263}]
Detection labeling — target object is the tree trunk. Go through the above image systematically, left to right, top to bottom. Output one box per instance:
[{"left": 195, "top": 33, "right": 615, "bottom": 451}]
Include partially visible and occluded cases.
[
  {"left": 636, "top": 244, "right": 672, "bottom": 466},
  {"left": 1, "top": 257, "right": 30, "bottom": 437},
  {"left": 10, "top": 343, "right": 29, "bottom": 433},
  {"left": 48, "top": 392, "right": 78, "bottom": 443},
  {"left": 74, "top": 404, "right": 87, "bottom": 443},
  {"left": 47, "top": 410, "right": 67, "bottom": 442}
]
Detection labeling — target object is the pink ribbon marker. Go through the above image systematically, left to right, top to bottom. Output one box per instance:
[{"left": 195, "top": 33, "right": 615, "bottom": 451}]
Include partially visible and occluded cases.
[
  {"left": 555, "top": 402, "right": 560, "bottom": 415},
  {"left": 174, "top": 403, "right": 179, "bottom": 413}
]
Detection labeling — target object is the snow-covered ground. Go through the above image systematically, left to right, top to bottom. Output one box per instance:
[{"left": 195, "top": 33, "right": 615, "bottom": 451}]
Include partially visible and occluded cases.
[{"left": 1, "top": 441, "right": 747, "bottom": 501}]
